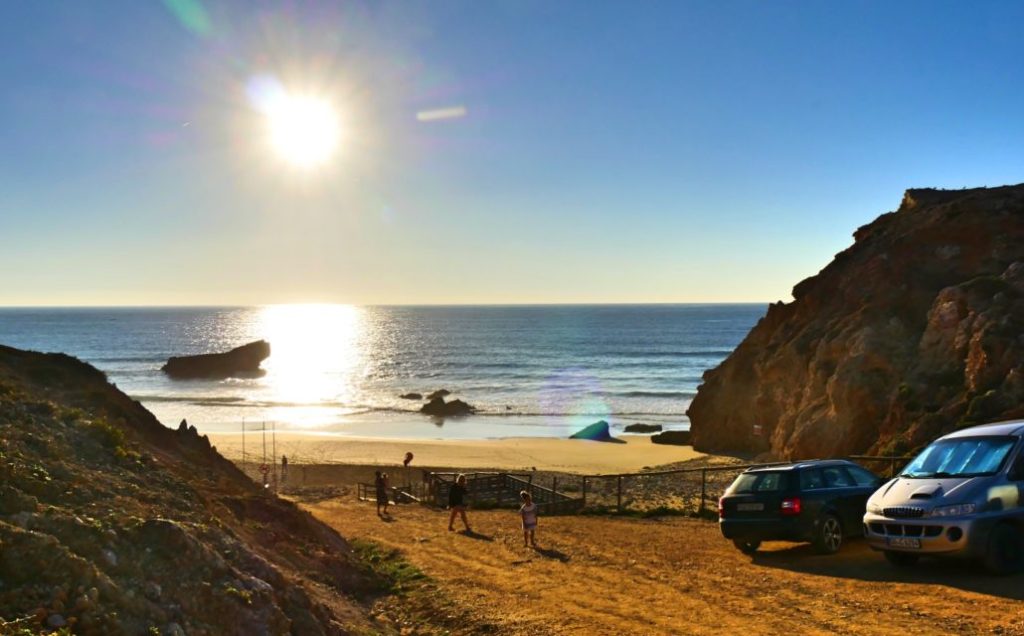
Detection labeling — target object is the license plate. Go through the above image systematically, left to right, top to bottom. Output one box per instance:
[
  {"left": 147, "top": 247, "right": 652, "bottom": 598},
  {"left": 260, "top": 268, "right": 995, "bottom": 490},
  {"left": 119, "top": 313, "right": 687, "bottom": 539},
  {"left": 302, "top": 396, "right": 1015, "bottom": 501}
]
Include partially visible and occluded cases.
[
  {"left": 737, "top": 503, "right": 764, "bottom": 512},
  {"left": 887, "top": 537, "right": 921, "bottom": 549}
]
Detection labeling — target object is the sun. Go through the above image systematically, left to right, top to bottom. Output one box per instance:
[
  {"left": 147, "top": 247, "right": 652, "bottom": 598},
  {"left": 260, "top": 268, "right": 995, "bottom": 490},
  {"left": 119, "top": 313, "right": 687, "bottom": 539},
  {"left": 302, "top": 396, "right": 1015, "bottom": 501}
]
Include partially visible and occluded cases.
[{"left": 264, "top": 94, "right": 341, "bottom": 168}]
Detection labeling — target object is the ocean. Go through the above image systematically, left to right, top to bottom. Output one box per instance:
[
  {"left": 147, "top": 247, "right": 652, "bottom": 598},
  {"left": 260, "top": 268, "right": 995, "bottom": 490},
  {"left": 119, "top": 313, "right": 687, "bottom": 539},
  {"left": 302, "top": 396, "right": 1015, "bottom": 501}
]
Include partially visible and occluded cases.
[{"left": 0, "top": 304, "right": 764, "bottom": 439}]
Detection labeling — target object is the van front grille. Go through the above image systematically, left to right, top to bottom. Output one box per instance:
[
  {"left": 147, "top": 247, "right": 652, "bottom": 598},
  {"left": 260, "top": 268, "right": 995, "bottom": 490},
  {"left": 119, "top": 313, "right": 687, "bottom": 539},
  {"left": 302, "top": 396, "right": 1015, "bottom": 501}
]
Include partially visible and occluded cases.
[
  {"left": 883, "top": 506, "right": 925, "bottom": 518},
  {"left": 869, "top": 522, "right": 942, "bottom": 537}
]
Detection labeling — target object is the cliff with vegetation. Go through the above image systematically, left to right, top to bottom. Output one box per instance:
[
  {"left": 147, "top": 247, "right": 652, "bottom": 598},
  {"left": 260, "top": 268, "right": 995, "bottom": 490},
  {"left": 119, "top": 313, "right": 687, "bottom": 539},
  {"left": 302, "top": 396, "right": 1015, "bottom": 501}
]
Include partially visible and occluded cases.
[
  {"left": 687, "top": 184, "right": 1024, "bottom": 459},
  {"left": 0, "top": 345, "right": 387, "bottom": 635}
]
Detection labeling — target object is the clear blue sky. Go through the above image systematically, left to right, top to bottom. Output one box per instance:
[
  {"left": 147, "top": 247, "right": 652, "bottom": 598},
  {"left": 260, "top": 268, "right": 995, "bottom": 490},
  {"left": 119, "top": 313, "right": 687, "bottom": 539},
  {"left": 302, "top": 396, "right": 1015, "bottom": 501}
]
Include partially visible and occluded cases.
[{"left": 1, "top": 1, "right": 1022, "bottom": 305}]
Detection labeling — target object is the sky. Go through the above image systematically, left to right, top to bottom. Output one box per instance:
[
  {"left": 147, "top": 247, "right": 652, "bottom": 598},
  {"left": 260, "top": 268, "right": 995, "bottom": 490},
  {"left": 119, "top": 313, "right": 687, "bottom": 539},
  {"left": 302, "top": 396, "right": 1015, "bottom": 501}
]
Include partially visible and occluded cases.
[{"left": 1, "top": 0, "right": 1023, "bottom": 306}]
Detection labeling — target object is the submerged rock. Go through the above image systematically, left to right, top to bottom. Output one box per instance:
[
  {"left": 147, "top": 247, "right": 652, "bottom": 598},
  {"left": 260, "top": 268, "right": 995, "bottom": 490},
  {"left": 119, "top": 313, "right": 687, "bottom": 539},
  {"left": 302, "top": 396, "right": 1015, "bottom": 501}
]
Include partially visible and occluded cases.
[
  {"left": 162, "top": 340, "right": 270, "bottom": 379},
  {"left": 426, "top": 389, "right": 451, "bottom": 401},
  {"left": 399, "top": 393, "right": 423, "bottom": 400},
  {"left": 420, "top": 397, "right": 475, "bottom": 417},
  {"left": 569, "top": 420, "right": 625, "bottom": 443},
  {"left": 624, "top": 423, "right": 663, "bottom": 433}
]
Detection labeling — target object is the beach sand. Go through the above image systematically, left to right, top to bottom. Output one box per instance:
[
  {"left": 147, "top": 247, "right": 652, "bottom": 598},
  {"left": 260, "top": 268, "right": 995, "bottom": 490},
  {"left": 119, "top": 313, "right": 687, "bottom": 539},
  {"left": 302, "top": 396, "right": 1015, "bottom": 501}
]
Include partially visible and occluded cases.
[{"left": 207, "top": 432, "right": 702, "bottom": 475}]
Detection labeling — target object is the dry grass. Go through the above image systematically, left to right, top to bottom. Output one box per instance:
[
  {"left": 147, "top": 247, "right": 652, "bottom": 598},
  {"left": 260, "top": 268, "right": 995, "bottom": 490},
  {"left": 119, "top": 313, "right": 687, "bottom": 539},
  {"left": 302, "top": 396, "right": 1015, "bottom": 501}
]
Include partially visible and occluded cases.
[{"left": 306, "top": 498, "right": 1024, "bottom": 636}]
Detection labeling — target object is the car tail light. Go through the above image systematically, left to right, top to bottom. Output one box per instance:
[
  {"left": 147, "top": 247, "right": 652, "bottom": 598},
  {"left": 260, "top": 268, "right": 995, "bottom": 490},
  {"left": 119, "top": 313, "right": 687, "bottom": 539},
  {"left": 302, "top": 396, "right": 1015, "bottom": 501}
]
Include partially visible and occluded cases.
[
  {"left": 718, "top": 496, "right": 726, "bottom": 518},
  {"left": 781, "top": 497, "right": 802, "bottom": 516}
]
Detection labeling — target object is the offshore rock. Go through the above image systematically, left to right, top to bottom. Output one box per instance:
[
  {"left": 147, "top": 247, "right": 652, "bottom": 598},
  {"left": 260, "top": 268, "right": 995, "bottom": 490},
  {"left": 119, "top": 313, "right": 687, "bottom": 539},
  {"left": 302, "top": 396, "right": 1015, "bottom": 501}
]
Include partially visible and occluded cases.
[
  {"left": 687, "top": 184, "right": 1024, "bottom": 458},
  {"left": 161, "top": 340, "right": 270, "bottom": 379},
  {"left": 420, "top": 397, "right": 475, "bottom": 417}
]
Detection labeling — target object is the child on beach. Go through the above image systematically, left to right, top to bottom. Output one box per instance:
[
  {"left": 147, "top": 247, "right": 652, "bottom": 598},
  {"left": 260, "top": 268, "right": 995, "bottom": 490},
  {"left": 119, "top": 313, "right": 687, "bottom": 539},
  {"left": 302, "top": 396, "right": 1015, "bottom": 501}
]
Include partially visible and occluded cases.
[
  {"left": 375, "top": 471, "right": 390, "bottom": 516},
  {"left": 447, "top": 474, "right": 471, "bottom": 532},
  {"left": 519, "top": 490, "right": 538, "bottom": 547}
]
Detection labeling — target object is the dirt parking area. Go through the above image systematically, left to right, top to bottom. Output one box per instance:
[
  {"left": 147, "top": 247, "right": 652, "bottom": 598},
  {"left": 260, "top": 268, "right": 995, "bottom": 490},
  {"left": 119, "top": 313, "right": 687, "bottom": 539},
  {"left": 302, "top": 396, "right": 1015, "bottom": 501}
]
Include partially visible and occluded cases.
[{"left": 306, "top": 498, "right": 1024, "bottom": 635}]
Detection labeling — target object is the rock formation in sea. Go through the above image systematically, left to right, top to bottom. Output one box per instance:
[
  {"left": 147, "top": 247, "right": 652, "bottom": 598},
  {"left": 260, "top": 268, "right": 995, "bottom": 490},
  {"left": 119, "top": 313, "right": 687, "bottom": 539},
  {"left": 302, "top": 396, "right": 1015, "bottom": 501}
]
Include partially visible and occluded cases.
[
  {"left": 687, "top": 184, "right": 1024, "bottom": 459},
  {"left": 161, "top": 340, "right": 270, "bottom": 379},
  {"left": 0, "top": 344, "right": 386, "bottom": 633},
  {"left": 420, "top": 396, "right": 476, "bottom": 417}
]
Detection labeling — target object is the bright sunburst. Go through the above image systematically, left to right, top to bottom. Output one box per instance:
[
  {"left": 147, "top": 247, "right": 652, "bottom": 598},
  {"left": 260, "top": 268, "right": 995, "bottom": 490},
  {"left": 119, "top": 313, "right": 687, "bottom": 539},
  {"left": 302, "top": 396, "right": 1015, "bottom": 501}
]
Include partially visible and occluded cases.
[{"left": 264, "top": 94, "right": 341, "bottom": 168}]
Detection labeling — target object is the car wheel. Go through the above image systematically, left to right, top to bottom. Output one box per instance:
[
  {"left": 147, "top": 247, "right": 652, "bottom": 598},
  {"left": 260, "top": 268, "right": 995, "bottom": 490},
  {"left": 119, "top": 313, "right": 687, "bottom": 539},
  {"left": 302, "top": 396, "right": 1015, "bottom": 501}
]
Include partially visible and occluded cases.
[
  {"left": 813, "top": 514, "right": 843, "bottom": 554},
  {"left": 984, "top": 523, "right": 1024, "bottom": 575},
  {"left": 732, "top": 539, "right": 761, "bottom": 555},
  {"left": 883, "top": 550, "right": 919, "bottom": 567}
]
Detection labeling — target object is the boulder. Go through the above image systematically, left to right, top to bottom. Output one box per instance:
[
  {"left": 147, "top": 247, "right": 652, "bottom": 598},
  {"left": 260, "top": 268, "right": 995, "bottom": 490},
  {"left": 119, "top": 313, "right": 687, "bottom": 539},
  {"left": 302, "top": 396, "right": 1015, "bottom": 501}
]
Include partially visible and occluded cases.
[
  {"left": 162, "top": 340, "right": 270, "bottom": 379},
  {"left": 426, "top": 389, "right": 451, "bottom": 401},
  {"left": 399, "top": 393, "right": 423, "bottom": 400},
  {"left": 420, "top": 397, "right": 475, "bottom": 417},
  {"left": 569, "top": 420, "right": 625, "bottom": 443},
  {"left": 624, "top": 423, "right": 663, "bottom": 433},
  {"left": 650, "top": 430, "right": 691, "bottom": 446}
]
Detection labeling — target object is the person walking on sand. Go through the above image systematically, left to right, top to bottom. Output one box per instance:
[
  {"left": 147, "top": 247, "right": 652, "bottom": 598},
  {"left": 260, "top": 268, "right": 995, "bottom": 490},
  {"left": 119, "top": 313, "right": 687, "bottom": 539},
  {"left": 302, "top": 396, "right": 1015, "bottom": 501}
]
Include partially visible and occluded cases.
[
  {"left": 375, "top": 471, "right": 390, "bottom": 516},
  {"left": 447, "top": 474, "right": 471, "bottom": 532},
  {"left": 519, "top": 490, "right": 538, "bottom": 547}
]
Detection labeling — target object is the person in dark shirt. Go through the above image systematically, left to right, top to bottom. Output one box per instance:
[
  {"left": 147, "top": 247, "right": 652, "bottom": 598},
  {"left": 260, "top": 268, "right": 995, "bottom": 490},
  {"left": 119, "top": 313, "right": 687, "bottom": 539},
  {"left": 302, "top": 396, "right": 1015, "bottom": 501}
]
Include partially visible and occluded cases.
[
  {"left": 375, "top": 471, "right": 390, "bottom": 516},
  {"left": 447, "top": 474, "right": 471, "bottom": 532}
]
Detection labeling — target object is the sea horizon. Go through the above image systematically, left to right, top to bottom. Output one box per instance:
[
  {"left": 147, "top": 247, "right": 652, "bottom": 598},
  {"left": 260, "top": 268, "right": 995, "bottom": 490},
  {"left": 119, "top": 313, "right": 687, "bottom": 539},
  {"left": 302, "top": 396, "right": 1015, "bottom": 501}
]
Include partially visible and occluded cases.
[{"left": 0, "top": 303, "right": 765, "bottom": 440}]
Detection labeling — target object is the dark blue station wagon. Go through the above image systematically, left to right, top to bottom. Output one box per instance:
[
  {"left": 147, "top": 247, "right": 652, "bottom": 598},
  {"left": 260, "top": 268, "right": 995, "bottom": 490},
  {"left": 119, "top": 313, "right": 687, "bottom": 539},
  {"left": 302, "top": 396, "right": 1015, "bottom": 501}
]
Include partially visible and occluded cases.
[{"left": 718, "top": 459, "right": 883, "bottom": 554}]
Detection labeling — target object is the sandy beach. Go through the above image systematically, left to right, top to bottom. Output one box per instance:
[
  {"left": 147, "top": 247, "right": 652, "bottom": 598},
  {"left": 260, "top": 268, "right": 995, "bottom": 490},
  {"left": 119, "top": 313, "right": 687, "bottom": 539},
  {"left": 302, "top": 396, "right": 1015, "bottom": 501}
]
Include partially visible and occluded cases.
[{"left": 207, "top": 431, "right": 702, "bottom": 475}]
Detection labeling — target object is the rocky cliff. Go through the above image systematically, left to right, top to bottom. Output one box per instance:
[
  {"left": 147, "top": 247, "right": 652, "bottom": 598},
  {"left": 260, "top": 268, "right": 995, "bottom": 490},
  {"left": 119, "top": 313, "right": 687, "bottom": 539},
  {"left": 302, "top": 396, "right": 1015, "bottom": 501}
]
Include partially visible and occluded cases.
[
  {"left": 687, "top": 184, "right": 1024, "bottom": 459},
  {"left": 0, "top": 345, "right": 386, "bottom": 635}
]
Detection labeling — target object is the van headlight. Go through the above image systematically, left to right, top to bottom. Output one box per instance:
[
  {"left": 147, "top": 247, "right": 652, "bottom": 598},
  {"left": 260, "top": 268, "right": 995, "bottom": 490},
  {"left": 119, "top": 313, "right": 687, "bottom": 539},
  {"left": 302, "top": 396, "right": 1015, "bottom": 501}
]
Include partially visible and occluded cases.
[
  {"left": 866, "top": 501, "right": 882, "bottom": 514},
  {"left": 928, "top": 503, "right": 976, "bottom": 517}
]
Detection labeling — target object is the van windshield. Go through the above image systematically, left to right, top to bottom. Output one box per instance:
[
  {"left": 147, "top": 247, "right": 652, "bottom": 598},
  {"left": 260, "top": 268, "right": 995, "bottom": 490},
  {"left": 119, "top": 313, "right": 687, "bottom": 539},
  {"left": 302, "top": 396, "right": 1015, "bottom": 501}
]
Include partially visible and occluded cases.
[{"left": 900, "top": 436, "right": 1017, "bottom": 479}]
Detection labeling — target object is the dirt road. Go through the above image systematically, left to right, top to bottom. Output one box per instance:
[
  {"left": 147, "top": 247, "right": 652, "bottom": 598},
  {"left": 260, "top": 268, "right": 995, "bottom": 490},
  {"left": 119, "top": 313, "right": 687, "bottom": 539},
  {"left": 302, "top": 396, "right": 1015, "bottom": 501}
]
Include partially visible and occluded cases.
[{"left": 306, "top": 499, "right": 1024, "bottom": 635}]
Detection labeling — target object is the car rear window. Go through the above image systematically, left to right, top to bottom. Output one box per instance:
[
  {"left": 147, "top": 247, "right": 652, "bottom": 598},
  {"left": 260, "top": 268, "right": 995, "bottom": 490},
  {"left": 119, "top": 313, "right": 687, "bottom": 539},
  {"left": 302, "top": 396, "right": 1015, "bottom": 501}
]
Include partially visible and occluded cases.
[{"left": 731, "top": 471, "right": 787, "bottom": 493}]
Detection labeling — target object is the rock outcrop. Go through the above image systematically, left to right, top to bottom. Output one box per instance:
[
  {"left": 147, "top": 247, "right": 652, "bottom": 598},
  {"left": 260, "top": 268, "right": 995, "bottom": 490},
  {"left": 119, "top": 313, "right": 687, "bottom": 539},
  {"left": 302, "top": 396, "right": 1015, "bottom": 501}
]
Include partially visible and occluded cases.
[
  {"left": 687, "top": 184, "right": 1024, "bottom": 459},
  {"left": 161, "top": 340, "right": 270, "bottom": 379},
  {"left": 0, "top": 344, "right": 385, "bottom": 634},
  {"left": 426, "top": 389, "right": 451, "bottom": 401},
  {"left": 399, "top": 392, "right": 423, "bottom": 400},
  {"left": 420, "top": 397, "right": 475, "bottom": 417},
  {"left": 569, "top": 420, "right": 625, "bottom": 443},
  {"left": 650, "top": 430, "right": 691, "bottom": 446}
]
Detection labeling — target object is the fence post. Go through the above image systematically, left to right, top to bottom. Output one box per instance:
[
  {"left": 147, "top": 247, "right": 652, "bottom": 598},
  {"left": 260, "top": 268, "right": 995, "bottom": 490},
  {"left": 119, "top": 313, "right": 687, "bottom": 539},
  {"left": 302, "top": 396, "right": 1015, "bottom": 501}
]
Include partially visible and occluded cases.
[
  {"left": 890, "top": 457, "right": 896, "bottom": 478},
  {"left": 699, "top": 468, "right": 707, "bottom": 516},
  {"left": 617, "top": 475, "right": 623, "bottom": 512},
  {"left": 552, "top": 476, "right": 558, "bottom": 495},
  {"left": 582, "top": 477, "right": 587, "bottom": 508}
]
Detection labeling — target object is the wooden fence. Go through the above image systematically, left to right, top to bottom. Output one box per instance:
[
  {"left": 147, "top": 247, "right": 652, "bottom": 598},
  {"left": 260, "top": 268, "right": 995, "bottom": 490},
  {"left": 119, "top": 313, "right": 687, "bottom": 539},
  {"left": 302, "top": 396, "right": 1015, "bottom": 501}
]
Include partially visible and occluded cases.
[
  {"left": 578, "top": 455, "right": 914, "bottom": 516},
  {"left": 354, "top": 457, "right": 913, "bottom": 517}
]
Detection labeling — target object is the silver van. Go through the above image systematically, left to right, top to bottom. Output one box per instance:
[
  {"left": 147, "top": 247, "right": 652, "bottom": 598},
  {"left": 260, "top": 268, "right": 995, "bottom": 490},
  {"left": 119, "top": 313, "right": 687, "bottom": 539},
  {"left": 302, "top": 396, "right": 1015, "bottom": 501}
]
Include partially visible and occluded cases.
[{"left": 863, "top": 420, "right": 1024, "bottom": 574}]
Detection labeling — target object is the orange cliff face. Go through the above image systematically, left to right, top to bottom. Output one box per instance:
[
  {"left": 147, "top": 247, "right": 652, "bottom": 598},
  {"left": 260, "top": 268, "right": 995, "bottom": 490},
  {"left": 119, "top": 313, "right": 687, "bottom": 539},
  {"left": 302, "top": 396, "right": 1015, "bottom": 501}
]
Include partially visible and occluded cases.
[{"left": 687, "top": 184, "right": 1024, "bottom": 459}]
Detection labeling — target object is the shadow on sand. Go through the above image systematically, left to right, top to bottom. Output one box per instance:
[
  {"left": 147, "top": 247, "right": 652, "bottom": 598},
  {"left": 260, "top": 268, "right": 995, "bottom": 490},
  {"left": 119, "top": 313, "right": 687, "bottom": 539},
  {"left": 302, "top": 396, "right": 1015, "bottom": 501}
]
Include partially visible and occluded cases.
[
  {"left": 461, "top": 529, "right": 494, "bottom": 542},
  {"left": 751, "top": 539, "right": 1024, "bottom": 601},
  {"left": 532, "top": 546, "right": 570, "bottom": 563}
]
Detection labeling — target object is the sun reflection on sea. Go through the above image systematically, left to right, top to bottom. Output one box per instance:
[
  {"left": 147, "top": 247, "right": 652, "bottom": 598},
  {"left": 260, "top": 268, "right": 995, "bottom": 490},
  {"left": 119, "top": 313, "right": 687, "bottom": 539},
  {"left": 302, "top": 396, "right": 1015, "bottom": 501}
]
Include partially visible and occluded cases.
[{"left": 256, "top": 304, "right": 364, "bottom": 427}]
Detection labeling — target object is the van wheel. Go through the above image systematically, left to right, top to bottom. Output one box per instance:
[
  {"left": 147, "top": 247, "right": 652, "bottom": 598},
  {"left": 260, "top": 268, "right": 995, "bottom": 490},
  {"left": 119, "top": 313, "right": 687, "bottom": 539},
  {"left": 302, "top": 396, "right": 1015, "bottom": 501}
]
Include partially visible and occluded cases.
[
  {"left": 813, "top": 514, "right": 843, "bottom": 554},
  {"left": 984, "top": 523, "right": 1024, "bottom": 575},
  {"left": 732, "top": 539, "right": 761, "bottom": 555},
  {"left": 883, "top": 551, "right": 919, "bottom": 567}
]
